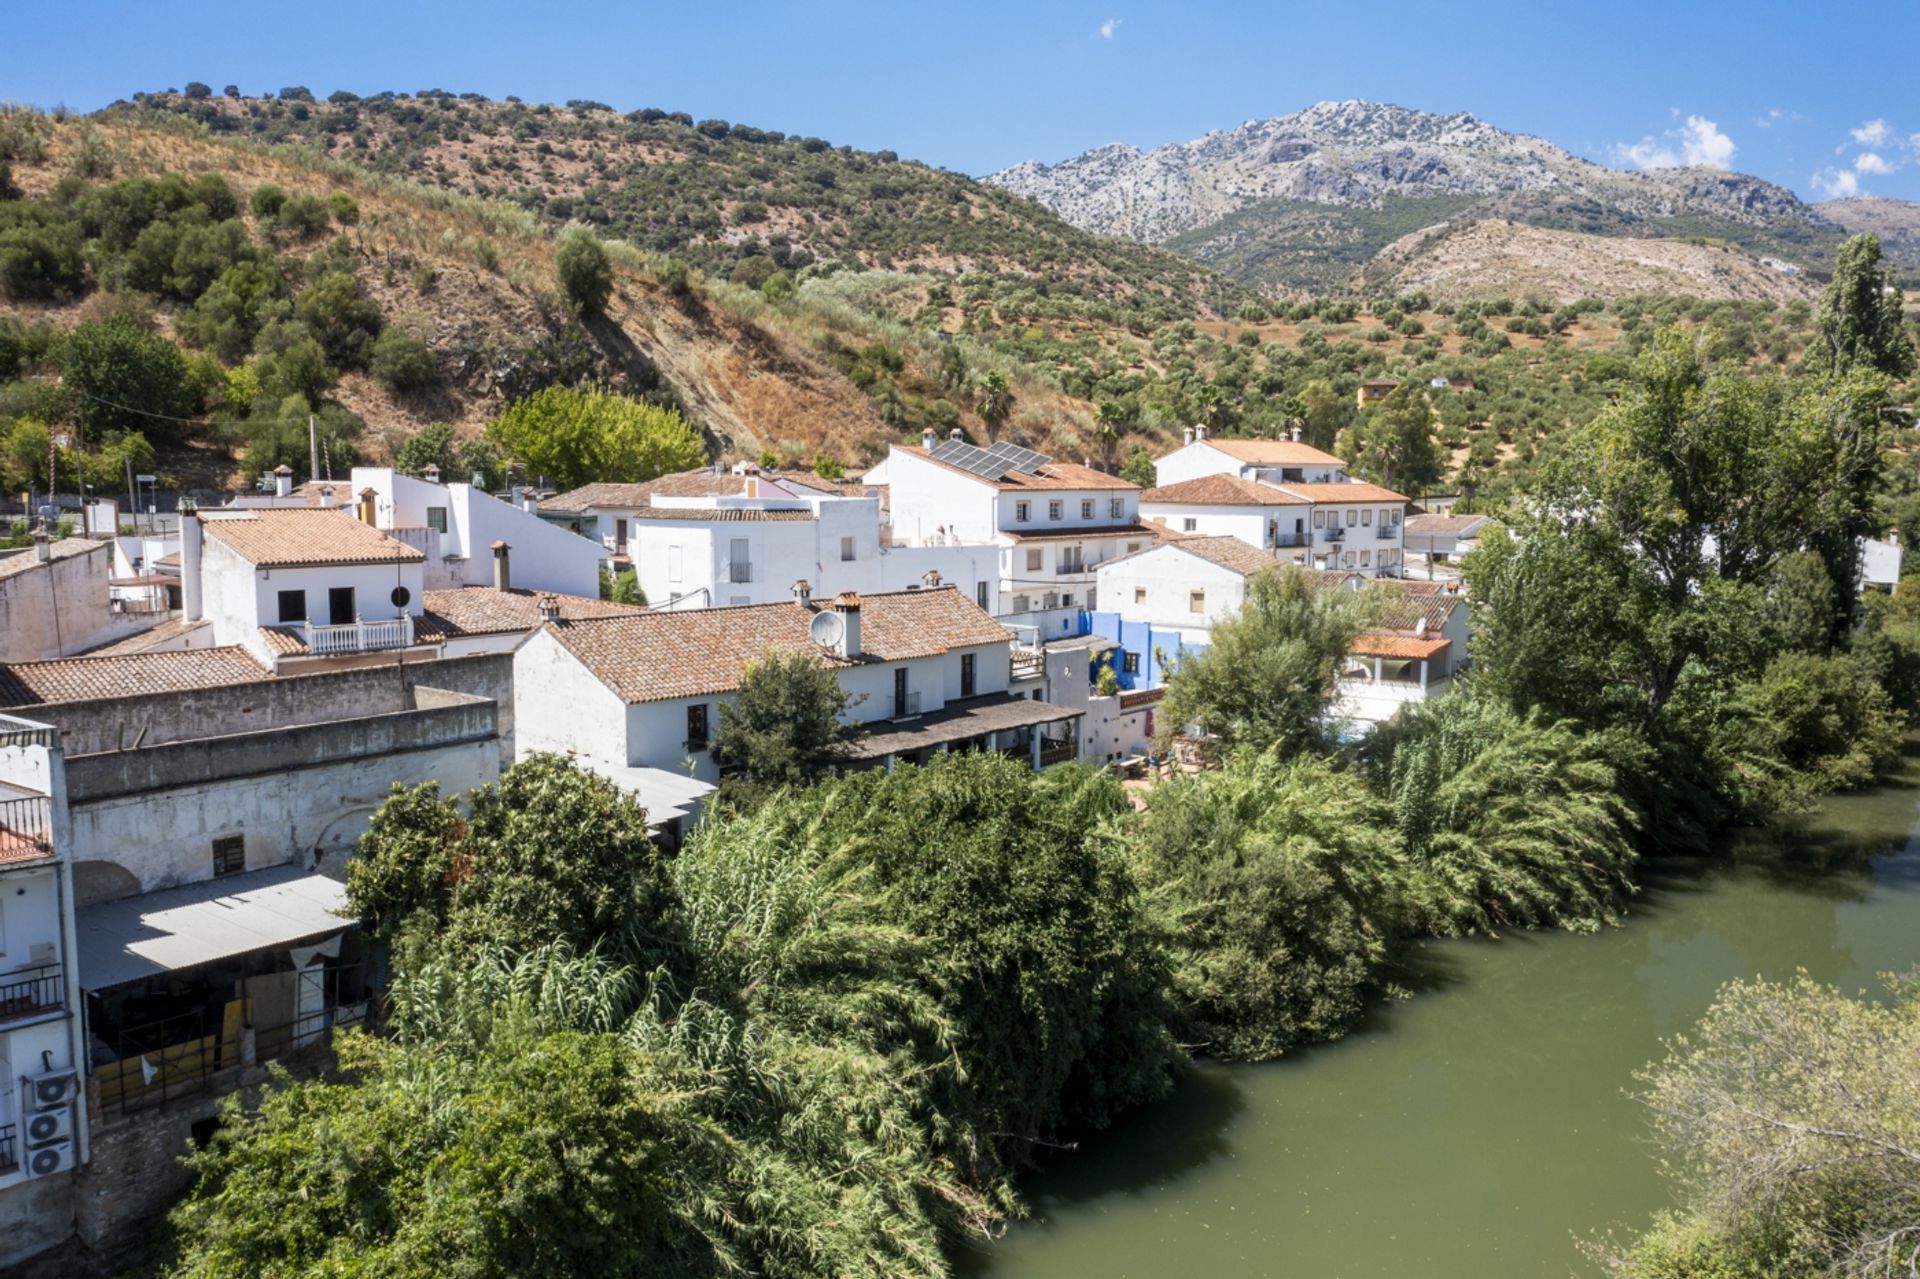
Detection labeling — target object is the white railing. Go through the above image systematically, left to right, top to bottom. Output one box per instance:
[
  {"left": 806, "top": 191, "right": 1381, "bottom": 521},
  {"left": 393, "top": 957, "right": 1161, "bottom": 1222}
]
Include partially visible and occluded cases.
[
  {"left": 721, "top": 560, "right": 752, "bottom": 584},
  {"left": 301, "top": 615, "right": 414, "bottom": 655}
]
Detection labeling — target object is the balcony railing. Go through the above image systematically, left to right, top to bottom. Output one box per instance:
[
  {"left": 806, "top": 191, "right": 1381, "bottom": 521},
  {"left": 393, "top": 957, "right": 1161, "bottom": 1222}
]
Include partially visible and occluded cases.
[
  {"left": 1377, "top": 524, "right": 1399, "bottom": 540},
  {"left": 1322, "top": 526, "right": 1345, "bottom": 542},
  {"left": 1271, "top": 533, "right": 1308, "bottom": 548},
  {"left": 722, "top": 561, "right": 753, "bottom": 584},
  {"left": 300, "top": 615, "right": 415, "bottom": 656},
  {"left": 1011, "top": 649, "right": 1045, "bottom": 680},
  {"left": 891, "top": 691, "right": 922, "bottom": 720},
  {"left": 1037, "top": 739, "right": 1078, "bottom": 768},
  {"left": 0, "top": 795, "right": 53, "bottom": 863},
  {"left": 0, "top": 964, "right": 63, "bottom": 1023},
  {"left": 0, "top": 1124, "right": 13, "bottom": 1173}
]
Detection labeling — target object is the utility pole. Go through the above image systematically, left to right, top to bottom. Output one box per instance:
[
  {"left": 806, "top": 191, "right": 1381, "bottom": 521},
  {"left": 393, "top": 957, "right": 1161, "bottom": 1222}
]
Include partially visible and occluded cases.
[
  {"left": 308, "top": 414, "right": 319, "bottom": 485},
  {"left": 124, "top": 453, "right": 137, "bottom": 532}
]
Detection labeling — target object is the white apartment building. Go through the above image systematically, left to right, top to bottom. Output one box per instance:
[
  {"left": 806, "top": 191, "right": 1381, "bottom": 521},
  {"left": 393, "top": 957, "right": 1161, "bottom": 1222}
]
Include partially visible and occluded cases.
[
  {"left": 875, "top": 433, "right": 1149, "bottom": 614},
  {"left": 1093, "top": 536, "right": 1282, "bottom": 645},
  {"left": 514, "top": 586, "right": 1085, "bottom": 818}
]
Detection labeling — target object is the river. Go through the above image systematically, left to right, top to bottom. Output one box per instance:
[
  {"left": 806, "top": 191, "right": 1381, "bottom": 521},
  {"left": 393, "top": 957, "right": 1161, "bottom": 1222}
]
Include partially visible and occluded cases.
[{"left": 960, "top": 755, "right": 1920, "bottom": 1279}]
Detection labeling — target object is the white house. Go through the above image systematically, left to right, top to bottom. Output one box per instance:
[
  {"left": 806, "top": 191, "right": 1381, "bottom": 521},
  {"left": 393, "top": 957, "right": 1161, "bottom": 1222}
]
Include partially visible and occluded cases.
[
  {"left": 1151, "top": 430, "right": 1351, "bottom": 488},
  {"left": 879, "top": 434, "right": 1149, "bottom": 614},
  {"left": 539, "top": 468, "right": 854, "bottom": 561},
  {"left": 1141, "top": 475, "right": 1409, "bottom": 577},
  {"left": 1404, "top": 513, "right": 1490, "bottom": 567},
  {"left": 1094, "top": 536, "right": 1281, "bottom": 645},
  {"left": 0, "top": 537, "right": 161, "bottom": 662},
  {"left": 1334, "top": 581, "right": 1472, "bottom": 728},
  {"left": 513, "top": 585, "right": 1085, "bottom": 830},
  {"left": 0, "top": 714, "right": 89, "bottom": 1267}
]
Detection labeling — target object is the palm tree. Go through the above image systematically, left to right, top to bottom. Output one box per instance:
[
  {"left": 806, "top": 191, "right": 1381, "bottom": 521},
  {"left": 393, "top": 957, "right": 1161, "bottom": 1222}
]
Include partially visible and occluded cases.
[
  {"left": 974, "top": 370, "right": 1012, "bottom": 443},
  {"left": 1094, "top": 400, "right": 1127, "bottom": 473}
]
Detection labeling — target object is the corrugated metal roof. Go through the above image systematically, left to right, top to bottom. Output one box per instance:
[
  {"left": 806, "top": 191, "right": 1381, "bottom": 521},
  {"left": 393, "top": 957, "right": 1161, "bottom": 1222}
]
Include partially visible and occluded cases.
[{"left": 78, "top": 865, "right": 350, "bottom": 991}]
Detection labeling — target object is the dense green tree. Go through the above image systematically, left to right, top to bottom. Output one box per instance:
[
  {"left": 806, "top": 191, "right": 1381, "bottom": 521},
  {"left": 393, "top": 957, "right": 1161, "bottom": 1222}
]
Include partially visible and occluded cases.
[
  {"left": 556, "top": 225, "right": 614, "bottom": 317},
  {"left": 1804, "top": 232, "right": 1916, "bottom": 379},
  {"left": 177, "top": 258, "right": 285, "bottom": 361},
  {"left": 294, "top": 271, "right": 382, "bottom": 368},
  {"left": 58, "top": 316, "right": 197, "bottom": 441},
  {"left": 368, "top": 325, "right": 440, "bottom": 393},
  {"left": 1296, "top": 378, "right": 1355, "bottom": 451},
  {"left": 1343, "top": 381, "right": 1442, "bottom": 493},
  {"left": 487, "top": 384, "right": 705, "bottom": 490},
  {"left": 392, "top": 421, "right": 457, "bottom": 479},
  {"left": 1118, "top": 443, "right": 1156, "bottom": 488},
  {"left": 1764, "top": 550, "right": 1838, "bottom": 655},
  {"left": 1159, "top": 567, "right": 1374, "bottom": 756},
  {"left": 709, "top": 648, "right": 866, "bottom": 800},
  {"left": 1134, "top": 751, "right": 1402, "bottom": 1059}
]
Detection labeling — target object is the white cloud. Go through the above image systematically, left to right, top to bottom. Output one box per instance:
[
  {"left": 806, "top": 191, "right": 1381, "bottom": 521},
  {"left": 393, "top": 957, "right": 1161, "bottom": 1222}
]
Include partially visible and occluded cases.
[
  {"left": 1098, "top": 17, "right": 1122, "bottom": 37},
  {"left": 1755, "top": 107, "right": 1800, "bottom": 129},
  {"left": 1613, "top": 114, "right": 1736, "bottom": 170},
  {"left": 1851, "top": 119, "right": 1892, "bottom": 147},
  {"left": 1855, "top": 151, "right": 1896, "bottom": 175},
  {"left": 1811, "top": 167, "right": 1861, "bottom": 199}
]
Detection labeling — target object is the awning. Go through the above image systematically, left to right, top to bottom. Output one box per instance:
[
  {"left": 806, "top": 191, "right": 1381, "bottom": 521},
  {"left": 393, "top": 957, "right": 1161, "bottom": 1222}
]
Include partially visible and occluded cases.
[
  {"left": 842, "top": 692, "right": 1083, "bottom": 762},
  {"left": 575, "top": 760, "right": 717, "bottom": 828},
  {"left": 78, "top": 864, "right": 351, "bottom": 991}
]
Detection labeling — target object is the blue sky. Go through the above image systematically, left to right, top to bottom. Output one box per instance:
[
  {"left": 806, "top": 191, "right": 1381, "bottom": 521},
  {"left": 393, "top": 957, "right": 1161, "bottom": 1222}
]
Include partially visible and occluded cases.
[{"left": 11, "top": 0, "right": 1919, "bottom": 203}]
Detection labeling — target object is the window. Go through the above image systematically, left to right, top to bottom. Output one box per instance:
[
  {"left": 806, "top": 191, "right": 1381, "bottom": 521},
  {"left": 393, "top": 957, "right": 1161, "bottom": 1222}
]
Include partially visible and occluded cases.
[
  {"left": 1110, "top": 497, "right": 1124, "bottom": 519},
  {"left": 1081, "top": 499, "right": 1094, "bottom": 520},
  {"left": 1048, "top": 500, "right": 1063, "bottom": 521},
  {"left": 1015, "top": 501, "right": 1030, "bottom": 523},
  {"left": 426, "top": 506, "right": 448, "bottom": 533},
  {"left": 1346, "top": 508, "right": 1358, "bottom": 526},
  {"left": 1362, "top": 508, "right": 1372, "bottom": 526},
  {"left": 1314, "top": 510, "right": 1326, "bottom": 528},
  {"left": 1182, "top": 517, "right": 1197, "bottom": 532},
  {"left": 840, "top": 535, "right": 855, "bottom": 562},
  {"left": 1126, "top": 541, "right": 1141, "bottom": 553},
  {"left": 1059, "top": 545, "right": 1084, "bottom": 574},
  {"left": 668, "top": 546, "right": 682, "bottom": 583},
  {"left": 1026, "top": 548, "right": 1043, "bottom": 571},
  {"left": 1360, "top": 549, "right": 1371, "bottom": 567},
  {"left": 1343, "top": 551, "right": 1355, "bottom": 568},
  {"left": 977, "top": 581, "right": 990, "bottom": 609},
  {"left": 328, "top": 586, "right": 355, "bottom": 626},
  {"left": 1133, "top": 587, "right": 1147, "bottom": 604},
  {"left": 276, "top": 589, "right": 306, "bottom": 624},
  {"left": 1189, "top": 589, "right": 1205, "bottom": 613},
  {"left": 1061, "top": 593, "right": 1074, "bottom": 607},
  {"left": 1013, "top": 594, "right": 1030, "bottom": 613},
  {"left": 1123, "top": 651, "right": 1140, "bottom": 675},
  {"left": 961, "top": 652, "right": 976, "bottom": 698},
  {"left": 893, "top": 667, "right": 909, "bottom": 717},
  {"left": 686, "top": 703, "right": 710, "bottom": 751},
  {"left": 212, "top": 835, "right": 245, "bottom": 877}
]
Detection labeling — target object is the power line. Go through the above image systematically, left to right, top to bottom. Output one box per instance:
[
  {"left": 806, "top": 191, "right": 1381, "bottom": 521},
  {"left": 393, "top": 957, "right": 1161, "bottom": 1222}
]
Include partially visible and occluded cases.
[{"left": 63, "top": 387, "right": 344, "bottom": 431}]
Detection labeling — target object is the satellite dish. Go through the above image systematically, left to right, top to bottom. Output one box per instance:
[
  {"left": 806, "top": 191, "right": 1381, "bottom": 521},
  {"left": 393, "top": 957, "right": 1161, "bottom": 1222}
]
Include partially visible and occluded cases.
[{"left": 809, "top": 611, "right": 844, "bottom": 650}]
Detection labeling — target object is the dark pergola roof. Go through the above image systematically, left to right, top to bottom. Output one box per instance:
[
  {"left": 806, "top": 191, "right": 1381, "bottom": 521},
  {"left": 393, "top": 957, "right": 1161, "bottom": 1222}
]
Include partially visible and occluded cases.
[{"left": 840, "top": 692, "right": 1081, "bottom": 761}]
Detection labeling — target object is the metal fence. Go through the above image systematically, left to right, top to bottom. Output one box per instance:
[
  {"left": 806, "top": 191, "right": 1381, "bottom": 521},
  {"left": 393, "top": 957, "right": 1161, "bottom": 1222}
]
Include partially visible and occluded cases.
[
  {"left": 0, "top": 965, "right": 63, "bottom": 1023},
  {"left": 0, "top": 1123, "right": 14, "bottom": 1172}
]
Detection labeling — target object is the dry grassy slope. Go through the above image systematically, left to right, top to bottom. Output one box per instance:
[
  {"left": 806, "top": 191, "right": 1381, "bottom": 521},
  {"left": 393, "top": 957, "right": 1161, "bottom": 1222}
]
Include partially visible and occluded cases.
[
  {"left": 13, "top": 117, "right": 901, "bottom": 475},
  {"left": 1359, "top": 219, "right": 1819, "bottom": 305}
]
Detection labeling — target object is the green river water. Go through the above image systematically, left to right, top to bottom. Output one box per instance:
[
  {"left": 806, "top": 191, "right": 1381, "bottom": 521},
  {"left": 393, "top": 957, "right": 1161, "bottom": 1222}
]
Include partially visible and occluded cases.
[{"left": 960, "top": 757, "right": 1920, "bottom": 1279}]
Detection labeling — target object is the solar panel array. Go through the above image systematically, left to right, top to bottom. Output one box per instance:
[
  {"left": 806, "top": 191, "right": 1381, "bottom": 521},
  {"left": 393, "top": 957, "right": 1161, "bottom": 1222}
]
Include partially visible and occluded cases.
[{"left": 928, "top": 438, "right": 1052, "bottom": 482}]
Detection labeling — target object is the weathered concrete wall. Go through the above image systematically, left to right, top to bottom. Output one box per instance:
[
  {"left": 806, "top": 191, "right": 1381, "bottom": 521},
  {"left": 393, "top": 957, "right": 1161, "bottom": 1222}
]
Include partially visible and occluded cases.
[
  {"left": 0, "top": 543, "right": 155, "bottom": 663},
  {"left": 27, "top": 653, "right": 515, "bottom": 760},
  {"left": 0, "top": 1173, "right": 76, "bottom": 1274}
]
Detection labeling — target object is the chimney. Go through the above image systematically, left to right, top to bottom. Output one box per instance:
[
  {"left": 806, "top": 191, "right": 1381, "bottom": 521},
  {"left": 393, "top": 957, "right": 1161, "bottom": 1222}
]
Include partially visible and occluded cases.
[
  {"left": 1194, "top": 424, "right": 1207, "bottom": 442},
  {"left": 1183, "top": 425, "right": 1195, "bottom": 447},
  {"left": 1291, "top": 425, "right": 1302, "bottom": 443},
  {"left": 921, "top": 427, "right": 935, "bottom": 451},
  {"left": 949, "top": 427, "right": 964, "bottom": 443},
  {"left": 422, "top": 463, "right": 441, "bottom": 484},
  {"left": 273, "top": 464, "right": 293, "bottom": 498},
  {"left": 318, "top": 483, "right": 336, "bottom": 510},
  {"left": 357, "top": 487, "right": 378, "bottom": 527},
  {"left": 520, "top": 488, "right": 538, "bottom": 515},
  {"left": 180, "top": 501, "right": 203, "bottom": 623},
  {"left": 31, "top": 529, "right": 50, "bottom": 563},
  {"left": 491, "top": 541, "right": 511, "bottom": 592},
  {"left": 921, "top": 569, "right": 942, "bottom": 589},
  {"left": 792, "top": 579, "right": 812, "bottom": 606},
  {"left": 831, "top": 591, "right": 862, "bottom": 658},
  {"left": 536, "top": 593, "right": 559, "bottom": 621}
]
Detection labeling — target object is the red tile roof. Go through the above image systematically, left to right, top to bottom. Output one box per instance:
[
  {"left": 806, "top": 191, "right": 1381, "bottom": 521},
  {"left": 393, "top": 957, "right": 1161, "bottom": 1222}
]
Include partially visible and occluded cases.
[
  {"left": 1200, "top": 439, "right": 1348, "bottom": 467},
  {"left": 1142, "top": 475, "right": 1308, "bottom": 506},
  {"left": 1272, "top": 481, "right": 1408, "bottom": 503},
  {"left": 199, "top": 510, "right": 424, "bottom": 568},
  {"left": 543, "top": 586, "right": 1013, "bottom": 704},
  {"left": 416, "top": 588, "right": 646, "bottom": 640},
  {"left": 1351, "top": 633, "right": 1451, "bottom": 660},
  {"left": 0, "top": 647, "right": 272, "bottom": 707}
]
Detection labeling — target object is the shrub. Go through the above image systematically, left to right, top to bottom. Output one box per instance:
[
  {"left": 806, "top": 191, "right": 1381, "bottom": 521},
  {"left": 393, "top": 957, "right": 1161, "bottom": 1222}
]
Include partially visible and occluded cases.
[
  {"left": 248, "top": 184, "right": 287, "bottom": 220},
  {"left": 274, "top": 193, "right": 331, "bottom": 239},
  {"left": 327, "top": 193, "right": 360, "bottom": 226},
  {"left": 0, "top": 217, "right": 86, "bottom": 301},
  {"left": 554, "top": 226, "right": 612, "bottom": 317},
  {"left": 294, "top": 272, "right": 381, "bottom": 368},
  {"left": 58, "top": 317, "right": 197, "bottom": 441},
  {"left": 369, "top": 326, "right": 440, "bottom": 393},
  {"left": 487, "top": 385, "right": 704, "bottom": 491}
]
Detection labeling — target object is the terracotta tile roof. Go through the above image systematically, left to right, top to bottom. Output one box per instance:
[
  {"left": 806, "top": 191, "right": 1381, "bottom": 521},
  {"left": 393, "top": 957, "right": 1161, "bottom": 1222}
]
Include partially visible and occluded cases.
[
  {"left": 1200, "top": 439, "right": 1349, "bottom": 467},
  {"left": 897, "top": 446, "right": 1137, "bottom": 492},
  {"left": 541, "top": 473, "right": 747, "bottom": 513},
  {"left": 1142, "top": 475, "right": 1306, "bottom": 506},
  {"left": 1270, "top": 481, "right": 1408, "bottom": 504},
  {"left": 199, "top": 510, "right": 424, "bottom": 568},
  {"left": 1001, "top": 522, "right": 1158, "bottom": 543},
  {"left": 1170, "top": 536, "right": 1280, "bottom": 577},
  {"left": 0, "top": 537, "right": 105, "bottom": 582},
  {"left": 154, "top": 551, "right": 181, "bottom": 569},
  {"left": 1370, "top": 582, "right": 1463, "bottom": 633},
  {"left": 543, "top": 586, "right": 1013, "bottom": 704},
  {"left": 416, "top": 588, "right": 646, "bottom": 640},
  {"left": 86, "top": 618, "right": 210, "bottom": 655},
  {"left": 258, "top": 626, "right": 310, "bottom": 656},
  {"left": 1352, "top": 632, "right": 1451, "bottom": 660},
  {"left": 0, "top": 647, "right": 271, "bottom": 707}
]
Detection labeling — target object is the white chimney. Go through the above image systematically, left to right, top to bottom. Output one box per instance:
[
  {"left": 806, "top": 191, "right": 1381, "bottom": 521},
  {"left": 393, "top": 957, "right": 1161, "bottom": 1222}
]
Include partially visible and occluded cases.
[
  {"left": 1194, "top": 424, "right": 1207, "bottom": 442},
  {"left": 1291, "top": 425, "right": 1302, "bottom": 443},
  {"left": 1183, "top": 426, "right": 1195, "bottom": 447},
  {"left": 921, "top": 427, "right": 935, "bottom": 450},
  {"left": 949, "top": 427, "right": 964, "bottom": 442},
  {"left": 422, "top": 463, "right": 441, "bottom": 484},
  {"left": 273, "top": 464, "right": 293, "bottom": 498},
  {"left": 318, "top": 483, "right": 336, "bottom": 510},
  {"left": 520, "top": 488, "right": 538, "bottom": 515},
  {"left": 180, "top": 503, "right": 204, "bottom": 623},
  {"left": 31, "top": 530, "right": 50, "bottom": 563},
  {"left": 491, "top": 541, "right": 511, "bottom": 592},
  {"left": 921, "top": 569, "right": 942, "bottom": 588},
  {"left": 792, "top": 579, "right": 812, "bottom": 606},
  {"left": 831, "top": 591, "right": 861, "bottom": 658},
  {"left": 536, "top": 593, "right": 559, "bottom": 621}
]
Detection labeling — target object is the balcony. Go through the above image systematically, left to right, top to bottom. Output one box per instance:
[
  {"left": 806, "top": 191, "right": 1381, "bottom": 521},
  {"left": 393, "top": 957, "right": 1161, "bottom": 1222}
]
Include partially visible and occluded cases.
[
  {"left": 1377, "top": 525, "right": 1399, "bottom": 540},
  {"left": 1322, "top": 526, "right": 1346, "bottom": 543},
  {"left": 1271, "top": 533, "right": 1308, "bottom": 548},
  {"left": 721, "top": 560, "right": 753, "bottom": 584},
  {"left": 299, "top": 615, "right": 415, "bottom": 656},
  {"left": 1011, "top": 648, "right": 1046, "bottom": 681},
  {"left": 891, "top": 691, "right": 922, "bottom": 720},
  {"left": 0, "top": 793, "right": 53, "bottom": 865},
  {"left": 0, "top": 964, "right": 63, "bottom": 1024},
  {"left": 0, "top": 1123, "right": 13, "bottom": 1173}
]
